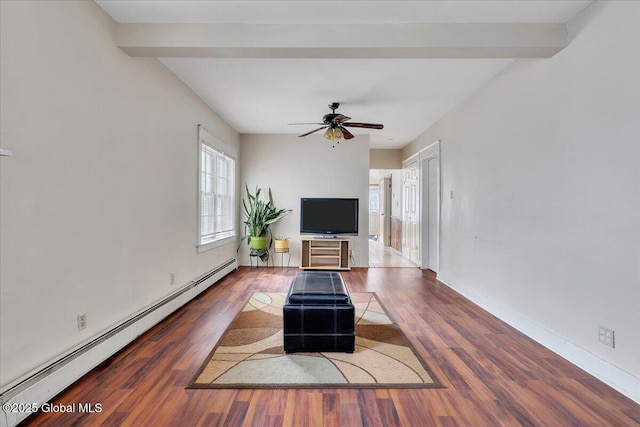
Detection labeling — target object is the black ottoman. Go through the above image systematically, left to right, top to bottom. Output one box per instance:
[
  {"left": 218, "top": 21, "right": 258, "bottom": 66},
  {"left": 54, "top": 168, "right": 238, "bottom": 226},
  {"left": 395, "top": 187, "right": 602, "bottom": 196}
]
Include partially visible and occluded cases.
[{"left": 283, "top": 271, "right": 355, "bottom": 353}]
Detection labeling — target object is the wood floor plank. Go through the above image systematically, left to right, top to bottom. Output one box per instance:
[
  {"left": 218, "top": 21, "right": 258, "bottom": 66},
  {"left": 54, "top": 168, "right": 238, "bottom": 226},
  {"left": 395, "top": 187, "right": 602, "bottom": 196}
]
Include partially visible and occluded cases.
[
  {"left": 19, "top": 267, "right": 639, "bottom": 427},
  {"left": 307, "top": 390, "right": 324, "bottom": 427},
  {"left": 356, "top": 390, "right": 385, "bottom": 426},
  {"left": 321, "top": 392, "right": 340, "bottom": 427},
  {"left": 375, "top": 396, "right": 401, "bottom": 426},
  {"left": 222, "top": 401, "right": 249, "bottom": 427}
]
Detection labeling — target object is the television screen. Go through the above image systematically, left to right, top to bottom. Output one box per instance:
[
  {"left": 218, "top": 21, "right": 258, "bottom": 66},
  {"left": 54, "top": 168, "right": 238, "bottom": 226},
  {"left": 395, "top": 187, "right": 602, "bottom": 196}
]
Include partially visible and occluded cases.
[{"left": 300, "top": 198, "right": 359, "bottom": 235}]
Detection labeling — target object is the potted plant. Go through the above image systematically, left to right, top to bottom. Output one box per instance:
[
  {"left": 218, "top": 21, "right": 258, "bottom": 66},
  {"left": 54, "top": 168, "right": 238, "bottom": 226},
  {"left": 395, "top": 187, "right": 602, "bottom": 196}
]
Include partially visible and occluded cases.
[
  {"left": 242, "top": 184, "right": 291, "bottom": 251},
  {"left": 274, "top": 236, "right": 289, "bottom": 252}
]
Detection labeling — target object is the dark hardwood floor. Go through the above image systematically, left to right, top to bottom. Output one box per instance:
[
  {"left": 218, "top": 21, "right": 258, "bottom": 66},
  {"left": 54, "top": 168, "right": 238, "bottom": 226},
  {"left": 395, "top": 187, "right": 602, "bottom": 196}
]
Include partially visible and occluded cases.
[{"left": 22, "top": 267, "right": 639, "bottom": 426}]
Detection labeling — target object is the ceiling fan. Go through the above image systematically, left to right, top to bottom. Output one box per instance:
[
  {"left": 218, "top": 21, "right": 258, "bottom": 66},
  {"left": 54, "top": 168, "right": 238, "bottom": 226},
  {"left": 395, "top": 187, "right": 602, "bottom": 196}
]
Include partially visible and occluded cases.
[{"left": 290, "top": 102, "right": 383, "bottom": 147}]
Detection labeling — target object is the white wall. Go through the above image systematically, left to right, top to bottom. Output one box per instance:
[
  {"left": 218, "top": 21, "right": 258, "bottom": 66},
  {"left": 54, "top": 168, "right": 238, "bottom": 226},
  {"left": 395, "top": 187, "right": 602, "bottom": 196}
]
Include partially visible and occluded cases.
[
  {"left": 403, "top": 0, "right": 640, "bottom": 387},
  {"left": 0, "top": 1, "right": 239, "bottom": 388},
  {"left": 239, "top": 134, "right": 369, "bottom": 268}
]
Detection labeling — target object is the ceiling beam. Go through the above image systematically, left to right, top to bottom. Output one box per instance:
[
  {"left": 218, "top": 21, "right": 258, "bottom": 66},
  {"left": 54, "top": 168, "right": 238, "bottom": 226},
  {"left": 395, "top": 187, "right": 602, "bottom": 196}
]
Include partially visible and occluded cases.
[{"left": 116, "top": 23, "right": 567, "bottom": 59}]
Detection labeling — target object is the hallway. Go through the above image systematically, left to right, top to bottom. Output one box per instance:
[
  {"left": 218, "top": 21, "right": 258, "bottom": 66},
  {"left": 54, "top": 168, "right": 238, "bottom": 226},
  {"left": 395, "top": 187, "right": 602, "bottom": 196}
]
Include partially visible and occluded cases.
[{"left": 368, "top": 239, "right": 417, "bottom": 267}]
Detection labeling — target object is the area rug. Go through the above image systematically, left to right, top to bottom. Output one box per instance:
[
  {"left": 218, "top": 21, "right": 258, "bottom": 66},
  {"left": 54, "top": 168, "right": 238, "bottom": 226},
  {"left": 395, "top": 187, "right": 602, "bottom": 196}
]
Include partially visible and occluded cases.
[{"left": 188, "top": 292, "right": 444, "bottom": 389}]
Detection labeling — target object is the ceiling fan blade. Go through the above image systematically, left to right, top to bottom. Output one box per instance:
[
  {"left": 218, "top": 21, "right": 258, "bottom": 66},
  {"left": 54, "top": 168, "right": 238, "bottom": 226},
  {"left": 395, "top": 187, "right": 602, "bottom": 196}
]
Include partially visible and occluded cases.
[
  {"left": 333, "top": 114, "right": 351, "bottom": 124},
  {"left": 288, "top": 122, "right": 324, "bottom": 125},
  {"left": 343, "top": 122, "right": 384, "bottom": 130},
  {"left": 298, "top": 126, "right": 328, "bottom": 137},
  {"left": 340, "top": 126, "right": 355, "bottom": 140}
]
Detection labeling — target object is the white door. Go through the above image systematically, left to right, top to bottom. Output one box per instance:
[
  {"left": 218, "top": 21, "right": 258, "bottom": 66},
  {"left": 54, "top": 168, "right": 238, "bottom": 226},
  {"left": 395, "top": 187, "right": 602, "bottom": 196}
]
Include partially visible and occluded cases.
[
  {"left": 421, "top": 155, "right": 440, "bottom": 271},
  {"left": 402, "top": 161, "right": 420, "bottom": 264},
  {"left": 379, "top": 176, "right": 392, "bottom": 246},
  {"left": 368, "top": 185, "right": 379, "bottom": 237}
]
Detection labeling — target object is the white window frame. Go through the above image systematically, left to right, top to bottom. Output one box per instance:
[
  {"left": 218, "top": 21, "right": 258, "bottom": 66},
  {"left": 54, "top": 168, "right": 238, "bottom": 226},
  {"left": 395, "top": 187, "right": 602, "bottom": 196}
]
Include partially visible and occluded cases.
[{"left": 197, "top": 125, "right": 238, "bottom": 253}]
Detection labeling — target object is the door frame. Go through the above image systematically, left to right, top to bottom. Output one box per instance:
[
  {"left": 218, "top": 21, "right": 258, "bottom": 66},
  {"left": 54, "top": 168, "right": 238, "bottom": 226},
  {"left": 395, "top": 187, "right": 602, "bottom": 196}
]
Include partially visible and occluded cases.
[
  {"left": 419, "top": 140, "right": 441, "bottom": 272},
  {"left": 401, "top": 156, "right": 420, "bottom": 265},
  {"left": 379, "top": 175, "right": 392, "bottom": 246}
]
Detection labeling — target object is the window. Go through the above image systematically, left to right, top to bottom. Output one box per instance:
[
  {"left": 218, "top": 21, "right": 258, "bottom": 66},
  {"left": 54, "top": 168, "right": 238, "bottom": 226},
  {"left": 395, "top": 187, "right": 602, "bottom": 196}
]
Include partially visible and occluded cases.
[
  {"left": 198, "top": 126, "right": 237, "bottom": 252},
  {"left": 369, "top": 186, "right": 379, "bottom": 212}
]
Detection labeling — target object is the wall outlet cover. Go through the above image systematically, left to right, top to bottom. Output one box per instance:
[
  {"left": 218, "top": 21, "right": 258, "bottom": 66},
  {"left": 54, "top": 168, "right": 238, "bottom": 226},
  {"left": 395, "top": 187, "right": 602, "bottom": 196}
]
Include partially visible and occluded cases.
[{"left": 598, "top": 325, "right": 615, "bottom": 348}]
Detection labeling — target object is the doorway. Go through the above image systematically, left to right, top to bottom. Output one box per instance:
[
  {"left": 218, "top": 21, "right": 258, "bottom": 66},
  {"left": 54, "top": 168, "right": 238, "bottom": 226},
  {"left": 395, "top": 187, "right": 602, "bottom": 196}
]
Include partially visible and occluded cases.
[
  {"left": 419, "top": 140, "right": 441, "bottom": 273},
  {"left": 398, "top": 141, "right": 441, "bottom": 272},
  {"left": 421, "top": 154, "right": 440, "bottom": 272},
  {"left": 402, "top": 160, "right": 420, "bottom": 265},
  {"left": 368, "top": 169, "right": 414, "bottom": 267},
  {"left": 379, "top": 175, "right": 392, "bottom": 246}
]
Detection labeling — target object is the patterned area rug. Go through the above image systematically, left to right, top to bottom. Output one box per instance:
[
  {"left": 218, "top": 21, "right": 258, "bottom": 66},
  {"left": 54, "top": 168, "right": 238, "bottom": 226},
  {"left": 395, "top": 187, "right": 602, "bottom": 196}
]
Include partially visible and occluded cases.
[{"left": 188, "top": 292, "right": 444, "bottom": 389}]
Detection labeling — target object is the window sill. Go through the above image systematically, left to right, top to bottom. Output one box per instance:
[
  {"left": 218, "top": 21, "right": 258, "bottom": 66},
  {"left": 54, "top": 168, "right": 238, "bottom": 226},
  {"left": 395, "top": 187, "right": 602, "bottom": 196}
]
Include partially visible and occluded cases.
[{"left": 197, "top": 235, "right": 237, "bottom": 253}]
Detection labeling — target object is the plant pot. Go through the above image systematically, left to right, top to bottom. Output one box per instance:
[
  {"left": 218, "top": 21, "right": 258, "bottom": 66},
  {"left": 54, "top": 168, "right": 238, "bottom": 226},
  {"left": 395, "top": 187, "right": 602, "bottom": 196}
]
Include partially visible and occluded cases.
[
  {"left": 250, "top": 236, "right": 268, "bottom": 251},
  {"left": 274, "top": 239, "right": 289, "bottom": 251}
]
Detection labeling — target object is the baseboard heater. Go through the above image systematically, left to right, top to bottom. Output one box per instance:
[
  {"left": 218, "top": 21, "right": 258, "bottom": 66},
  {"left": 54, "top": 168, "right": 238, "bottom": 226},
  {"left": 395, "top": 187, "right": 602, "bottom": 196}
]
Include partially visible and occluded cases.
[{"left": 0, "top": 258, "right": 238, "bottom": 427}]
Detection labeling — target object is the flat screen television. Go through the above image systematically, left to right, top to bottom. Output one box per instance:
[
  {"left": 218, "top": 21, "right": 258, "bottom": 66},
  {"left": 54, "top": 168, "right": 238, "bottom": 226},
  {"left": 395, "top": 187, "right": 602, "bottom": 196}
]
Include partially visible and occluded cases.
[{"left": 300, "top": 198, "right": 359, "bottom": 235}]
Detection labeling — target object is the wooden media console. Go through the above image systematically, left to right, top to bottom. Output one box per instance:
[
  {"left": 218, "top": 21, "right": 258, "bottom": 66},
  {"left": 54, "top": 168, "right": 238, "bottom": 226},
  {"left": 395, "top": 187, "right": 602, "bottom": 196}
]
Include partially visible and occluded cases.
[{"left": 300, "top": 238, "right": 350, "bottom": 270}]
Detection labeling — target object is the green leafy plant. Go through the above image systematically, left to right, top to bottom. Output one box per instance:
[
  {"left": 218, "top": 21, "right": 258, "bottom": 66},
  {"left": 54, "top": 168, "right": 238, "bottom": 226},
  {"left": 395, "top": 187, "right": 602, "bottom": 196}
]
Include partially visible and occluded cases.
[{"left": 242, "top": 184, "right": 291, "bottom": 245}]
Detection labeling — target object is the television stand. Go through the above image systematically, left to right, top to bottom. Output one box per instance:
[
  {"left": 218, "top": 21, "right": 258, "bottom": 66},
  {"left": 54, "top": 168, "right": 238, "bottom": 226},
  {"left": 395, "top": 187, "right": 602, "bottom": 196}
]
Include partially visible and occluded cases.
[{"left": 300, "top": 238, "right": 350, "bottom": 270}]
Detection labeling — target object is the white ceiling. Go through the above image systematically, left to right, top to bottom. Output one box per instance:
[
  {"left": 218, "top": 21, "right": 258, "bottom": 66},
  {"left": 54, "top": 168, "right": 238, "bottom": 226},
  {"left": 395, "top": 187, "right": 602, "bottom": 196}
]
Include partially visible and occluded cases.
[{"left": 96, "top": 1, "right": 592, "bottom": 149}]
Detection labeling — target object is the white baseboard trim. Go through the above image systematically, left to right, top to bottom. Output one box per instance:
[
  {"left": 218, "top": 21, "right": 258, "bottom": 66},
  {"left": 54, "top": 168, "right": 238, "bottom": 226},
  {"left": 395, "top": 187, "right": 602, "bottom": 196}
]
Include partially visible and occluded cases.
[
  {"left": 0, "top": 259, "right": 237, "bottom": 427},
  {"left": 437, "top": 274, "right": 640, "bottom": 404}
]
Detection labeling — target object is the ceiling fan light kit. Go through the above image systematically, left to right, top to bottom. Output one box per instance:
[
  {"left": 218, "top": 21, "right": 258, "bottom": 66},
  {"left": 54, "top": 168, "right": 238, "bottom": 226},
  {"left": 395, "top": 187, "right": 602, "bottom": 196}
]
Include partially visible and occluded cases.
[
  {"left": 291, "top": 102, "right": 383, "bottom": 148},
  {"left": 323, "top": 127, "right": 344, "bottom": 140}
]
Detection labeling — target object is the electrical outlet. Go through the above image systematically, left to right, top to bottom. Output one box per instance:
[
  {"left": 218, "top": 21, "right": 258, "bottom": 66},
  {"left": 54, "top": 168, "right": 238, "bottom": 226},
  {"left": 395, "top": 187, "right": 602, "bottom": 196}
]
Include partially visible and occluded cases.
[
  {"left": 170, "top": 272, "right": 175, "bottom": 285},
  {"left": 77, "top": 313, "right": 87, "bottom": 331},
  {"left": 598, "top": 325, "right": 615, "bottom": 348}
]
